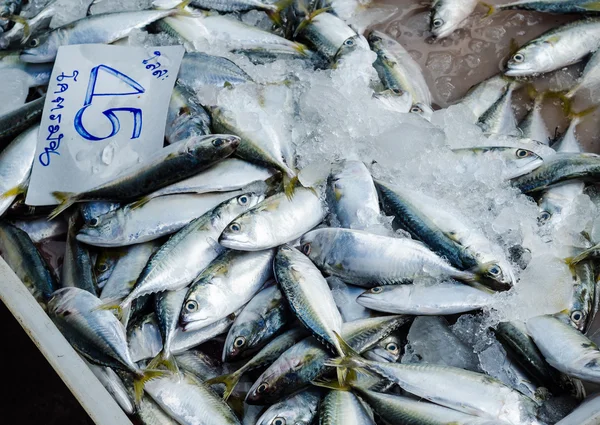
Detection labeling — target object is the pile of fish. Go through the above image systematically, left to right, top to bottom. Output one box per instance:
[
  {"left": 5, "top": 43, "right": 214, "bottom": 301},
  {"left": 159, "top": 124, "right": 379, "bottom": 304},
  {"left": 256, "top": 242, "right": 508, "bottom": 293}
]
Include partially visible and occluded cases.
[{"left": 6, "top": 0, "right": 600, "bottom": 424}]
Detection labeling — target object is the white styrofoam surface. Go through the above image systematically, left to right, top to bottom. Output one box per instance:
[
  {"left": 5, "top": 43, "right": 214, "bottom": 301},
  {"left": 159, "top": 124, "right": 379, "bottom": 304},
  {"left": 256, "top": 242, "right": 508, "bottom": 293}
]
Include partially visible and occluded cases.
[{"left": 0, "top": 256, "right": 133, "bottom": 425}]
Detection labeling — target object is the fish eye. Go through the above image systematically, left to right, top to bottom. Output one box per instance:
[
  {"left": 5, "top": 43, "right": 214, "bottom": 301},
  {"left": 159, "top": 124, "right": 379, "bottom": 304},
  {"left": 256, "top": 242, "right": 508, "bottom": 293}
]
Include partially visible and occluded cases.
[
  {"left": 432, "top": 18, "right": 444, "bottom": 28},
  {"left": 369, "top": 33, "right": 382, "bottom": 42},
  {"left": 28, "top": 38, "right": 40, "bottom": 48},
  {"left": 344, "top": 38, "right": 355, "bottom": 47},
  {"left": 512, "top": 53, "right": 525, "bottom": 63},
  {"left": 391, "top": 88, "right": 401, "bottom": 94},
  {"left": 410, "top": 105, "right": 423, "bottom": 113},
  {"left": 212, "top": 138, "right": 225, "bottom": 147},
  {"left": 516, "top": 149, "right": 531, "bottom": 158},
  {"left": 237, "top": 195, "right": 249, "bottom": 205},
  {"left": 538, "top": 210, "right": 551, "bottom": 223},
  {"left": 89, "top": 217, "right": 100, "bottom": 227},
  {"left": 229, "top": 222, "right": 241, "bottom": 232},
  {"left": 301, "top": 243, "right": 311, "bottom": 255},
  {"left": 97, "top": 263, "right": 108, "bottom": 272},
  {"left": 488, "top": 265, "right": 502, "bottom": 277},
  {"left": 370, "top": 287, "right": 383, "bottom": 294},
  {"left": 185, "top": 300, "right": 198, "bottom": 312},
  {"left": 571, "top": 310, "right": 584, "bottom": 323},
  {"left": 234, "top": 336, "right": 246, "bottom": 348},
  {"left": 385, "top": 342, "right": 399, "bottom": 354},
  {"left": 257, "top": 382, "right": 269, "bottom": 394},
  {"left": 272, "top": 417, "right": 286, "bottom": 425}
]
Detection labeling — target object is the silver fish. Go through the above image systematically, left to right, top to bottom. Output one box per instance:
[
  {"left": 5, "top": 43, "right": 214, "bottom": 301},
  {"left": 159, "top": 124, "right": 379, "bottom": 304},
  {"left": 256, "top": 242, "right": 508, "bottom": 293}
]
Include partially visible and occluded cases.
[
  {"left": 190, "top": 0, "right": 284, "bottom": 13},
  {"left": 431, "top": 0, "right": 479, "bottom": 39},
  {"left": 494, "top": 0, "right": 600, "bottom": 14},
  {"left": 20, "top": 6, "right": 187, "bottom": 63},
  {"left": 297, "top": 12, "right": 359, "bottom": 62},
  {"left": 506, "top": 18, "right": 600, "bottom": 76},
  {"left": 368, "top": 30, "right": 432, "bottom": 116},
  {"left": 566, "top": 47, "right": 600, "bottom": 99},
  {"left": 177, "top": 51, "right": 253, "bottom": 87},
  {"left": 458, "top": 74, "right": 511, "bottom": 122},
  {"left": 477, "top": 82, "right": 519, "bottom": 136},
  {"left": 518, "top": 94, "right": 551, "bottom": 145},
  {"left": 0, "top": 96, "right": 44, "bottom": 153},
  {"left": 0, "top": 124, "right": 39, "bottom": 215},
  {"left": 50, "top": 134, "right": 240, "bottom": 218},
  {"left": 452, "top": 146, "right": 544, "bottom": 180},
  {"left": 135, "top": 159, "right": 276, "bottom": 204},
  {"left": 327, "top": 160, "right": 379, "bottom": 229},
  {"left": 220, "top": 188, "right": 326, "bottom": 251},
  {"left": 77, "top": 192, "right": 241, "bottom": 247},
  {"left": 114, "top": 192, "right": 263, "bottom": 311},
  {"left": 80, "top": 201, "right": 120, "bottom": 225},
  {"left": 10, "top": 216, "right": 67, "bottom": 243},
  {"left": 0, "top": 220, "right": 56, "bottom": 302},
  {"left": 300, "top": 228, "right": 476, "bottom": 287},
  {"left": 275, "top": 245, "right": 344, "bottom": 356},
  {"left": 180, "top": 249, "right": 274, "bottom": 331},
  {"left": 328, "top": 276, "right": 373, "bottom": 322},
  {"left": 357, "top": 282, "right": 493, "bottom": 315},
  {"left": 223, "top": 284, "right": 292, "bottom": 361},
  {"left": 153, "top": 287, "right": 189, "bottom": 371},
  {"left": 171, "top": 310, "right": 240, "bottom": 355},
  {"left": 128, "top": 313, "right": 163, "bottom": 364},
  {"left": 527, "top": 314, "right": 600, "bottom": 384},
  {"left": 363, "top": 334, "right": 402, "bottom": 363},
  {"left": 175, "top": 349, "right": 223, "bottom": 381},
  {"left": 327, "top": 356, "right": 540, "bottom": 425},
  {"left": 86, "top": 362, "right": 135, "bottom": 415},
  {"left": 144, "top": 372, "right": 241, "bottom": 425},
  {"left": 256, "top": 389, "right": 320, "bottom": 425},
  {"left": 319, "top": 389, "right": 375, "bottom": 425},
  {"left": 138, "top": 395, "right": 178, "bottom": 425}
]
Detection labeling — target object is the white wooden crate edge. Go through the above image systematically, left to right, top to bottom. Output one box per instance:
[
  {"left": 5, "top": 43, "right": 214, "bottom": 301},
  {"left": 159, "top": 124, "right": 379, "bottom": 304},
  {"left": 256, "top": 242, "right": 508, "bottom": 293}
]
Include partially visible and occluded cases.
[{"left": 0, "top": 256, "right": 133, "bottom": 425}]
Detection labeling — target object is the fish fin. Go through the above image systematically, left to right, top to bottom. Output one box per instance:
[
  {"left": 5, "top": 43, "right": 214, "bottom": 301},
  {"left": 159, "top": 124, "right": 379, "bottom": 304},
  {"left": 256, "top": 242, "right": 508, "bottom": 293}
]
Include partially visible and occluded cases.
[
  {"left": 265, "top": 0, "right": 294, "bottom": 26},
  {"left": 479, "top": 2, "right": 494, "bottom": 16},
  {"left": 583, "top": 2, "right": 600, "bottom": 11},
  {"left": 293, "top": 6, "right": 331, "bottom": 38},
  {"left": 8, "top": 15, "right": 30, "bottom": 39},
  {"left": 545, "top": 35, "right": 561, "bottom": 46},
  {"left": 293, "top": 42, "right": 309, "bottom": 56},
  {"left": 567, "top": 105, "right": 598, "bottom": 122},
  {"left": 283, "top": 174, "right": 299, "bottom": 200},
  {"left": 0, "top": 184, "right": 26, "bottom": 199},
  {"left": 49, "top": 191, "right": 78, "bottom": 220},
  {"left": 128, "top": 196, "right": 151, "bottom": 210},
  {"left": 93, "top": 299, "right": 124, "bottom": 319},
  {"left": 333, "top": 331, "right": 360, "bottom": 358},
  {"left": 148, "top": 351, "right": 180, "bottom": 374},
  {"left": 133, "top": 370, "right": 168, "bottom": 404},
  {"left": 204, "top": 371, "right": 243, "bottom": 401},
  {"left": 311, "top": 378, "right": 351, "bottom": 391}
]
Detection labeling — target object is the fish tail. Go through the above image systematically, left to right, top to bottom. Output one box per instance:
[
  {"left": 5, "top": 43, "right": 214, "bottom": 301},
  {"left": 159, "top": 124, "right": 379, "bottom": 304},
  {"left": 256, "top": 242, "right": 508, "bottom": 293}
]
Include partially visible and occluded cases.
[
  {"left": 170, "top": 0, "right": 193, "bottom": 16},
  {"left": 265, "top": 0, "right": 294, "bottom": 26},
  {"left": 479, "top": 2, "right": 495, "bottom": 16},
  {"left": 583, "top": 2, "right": 600, "bottom": 12},
  {"left": 293, "top": 6, "right": 331, "bottom": 38},
  {"left": 8, "top": 15, "right": 29, "bottom": 39},
  {"left": 293, "top": 42, "right": 310, "bottom": 56},
  {"left": 567, "top": 105, "right": 598, "bottom": 123},
  {"left": 283, "top": 174, "right": 299, "bottom": 200},
  {"left": 0, "top": 184, "right": 26, "bottom": 199},
  {"left": 49, "top": 191, "right": 78, "bottom": 220},
  {"left": 128, "top": 195, "right": 151, "bottom": 210},
  {"left": 94, "top": 298, "right": 124, "bottom": 320},
  {"left": 331, "top": 331, "right": 362, "bottom": 385},
  {"left": 148, "top": 351, "right": 180, "bottom": 374},
  {"left": 133, "top": 369, "right": 168, "bottom": 404},
  {"left": 204, "top": 370, "right": 243, "bottom": 401},
  {"left": 311, "top": 377, "right": 351, "bottom": 391}
]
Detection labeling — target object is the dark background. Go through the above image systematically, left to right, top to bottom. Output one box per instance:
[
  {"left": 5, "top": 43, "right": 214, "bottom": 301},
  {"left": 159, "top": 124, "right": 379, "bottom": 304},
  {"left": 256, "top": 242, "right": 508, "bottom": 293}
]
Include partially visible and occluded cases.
[{"left": 0, "top": 301, "right": 93, "bottom": 425}]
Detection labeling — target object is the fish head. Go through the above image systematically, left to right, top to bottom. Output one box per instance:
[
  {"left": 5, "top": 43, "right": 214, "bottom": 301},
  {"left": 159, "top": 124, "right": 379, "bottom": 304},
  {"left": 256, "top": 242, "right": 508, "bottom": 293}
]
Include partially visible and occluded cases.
[
  {"left": 430, "top": 0, "right": 469, "bottom": 39},
  {"left": 366, "top": 30, "right": 385, "bottom": 51},
  {"left": 20, "top": 32, "right": 59, "bottom": 63},
  {"left": 505, "top": 42, "right": 554, "bottom": 77},
  {"left": 410, "top": 102, "right": 434, "bottom": 121},
  {"left": 186, "top": 134, "right": 240, "bottom": 161},
  {"left": 482, "top": 147, "right": 543, "bottom": 179},
  {"left": 218, "top": 197, "right": 269, "bottom": 250},
  {"left": 76, "top": 210, "right": 125, "bottom": 246},
  {"left": 299, "top": 228, "right": 336, "bottom": 267},
  {"left": 477, "top": 260, "right": 516, "bottom": 291},
  {"left": 180, "top": 277, "right": 228, "bottom": 331},
  {"left": 357, "top": 286, "right": 398, "bottom": 309},
  {"left": 222, "top": 320, "right": 260, "bottom": 362},
  {"left": 363, "top": 334, "right": 402, "bottom": 363},
  {"left": 245, "top": 364, "right": 295, "bottom": 405},
  {"left": 256, "top": 402, "right": 307, "bottom": 425}
]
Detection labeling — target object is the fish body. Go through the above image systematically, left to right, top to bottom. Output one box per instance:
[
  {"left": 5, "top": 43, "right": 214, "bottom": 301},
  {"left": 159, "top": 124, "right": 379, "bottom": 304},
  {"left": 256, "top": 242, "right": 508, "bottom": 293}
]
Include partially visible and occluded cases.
[
  {"left": 190, "top": 0, "right": 279, "bottom": 12},
  {"left": 498, "top": 0, "right": 600, "bottom": 14},
  {"left": 298, "top": 12, "right": 358, "bottom": 61},
  {"left": 506, "top": 18, "right": 600, "bottom": 76},
  {"left": 566, "top": 47, "right": 600, "bottom": 98},
  {"left": 178, "top": 52, "right": 253, "bottom": 87},
  {"left": 458, "top": 74, "right": 511, "bottom": 121},
  {"left": 165, "top": 83, "right": 211, "bottom": 145},
  {"left": 477, "top": 83, "right": 518, "bottom": 136},
  {"left": 519, "top": 94, "right": 551, "bottom": 145},
  {"left": 0, "top": 95, "right": 44, "bottom": 149},
  {"left": 0, "top": 124, "right": 38, "bottom": 215},
  {"left": 452, "top": 146, "right": 544, "bottom": 179},
  {"left": 327, "top": 160, "right": 379, "bottom": 229},
  {"left": 219, "top": 188, "right": 326, "bottom": 251},
  {"left": 77, "top": 192, "right": 240, "bottom": 247},
  {"left": 120, "top": 192, "right": 262, "bottom": 309},
  {"left": 80, "top": 202, "right": 120, "bottom": 224},
  {"left": 62, "top": 213, "right": 97, "bottom": 295},
  {"left": 10, "top": 216, "right": 67, "bottom": 243},
  {"left": 0, "top": 220, "right": 55, "bottom": 302},
  {"left": 300, "top": 228, "right": 475, "bottom": 288},
  {"left": 274, "top": 245, "right": 344, "bottom": 355},
  {"left": 180, "top": 248, "right": 274, "bottom": 331},
  {"left": 357, "top": 282, "right": 493, "bottom": 315},
  {"left": 223, "top": 284, "right": 292, "bottom": 361},
  {"left": 155, "top": 287, "right": 189, "bottom": 368},
  {"left": 128, "top": 313, "right": 163, "bottom": 363},
  {"left": 175, "top": 349, "right": 223, "bottom": 381},
  {"left": 87, "top": 363, "right": 135, "bottom": 415},
  {"left": 256, "top": 389, "right": 320, "bottom": 425},
  {"left": 319, "top": 390, "right": 375, "bottom": 425},
  {"left": 138, "top": 395, "right": 179, "bottom": 425}
]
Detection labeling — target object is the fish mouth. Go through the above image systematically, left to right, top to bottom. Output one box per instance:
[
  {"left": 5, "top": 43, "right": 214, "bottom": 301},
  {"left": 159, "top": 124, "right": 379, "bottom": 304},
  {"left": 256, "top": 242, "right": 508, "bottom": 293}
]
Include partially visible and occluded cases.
[{"left": 19, "top": 51, "right": 47, "bottom": 64}]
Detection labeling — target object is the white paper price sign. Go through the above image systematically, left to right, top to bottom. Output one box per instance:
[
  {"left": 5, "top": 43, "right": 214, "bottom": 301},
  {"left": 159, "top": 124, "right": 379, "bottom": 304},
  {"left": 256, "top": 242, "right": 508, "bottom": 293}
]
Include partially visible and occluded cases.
[{"left": 26, "top": 44, "right": 185, "bottom": 206}]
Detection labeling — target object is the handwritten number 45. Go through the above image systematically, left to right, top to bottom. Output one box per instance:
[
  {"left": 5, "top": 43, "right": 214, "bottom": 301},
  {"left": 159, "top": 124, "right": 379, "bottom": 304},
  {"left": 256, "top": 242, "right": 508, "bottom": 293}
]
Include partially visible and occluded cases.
[{"left": 74, "top": 65, "right": 144, "bottom": 141}]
